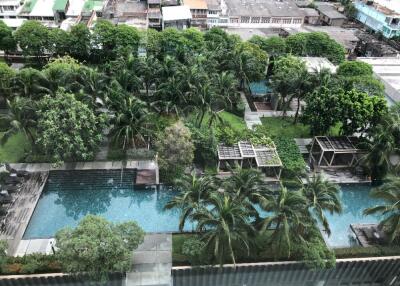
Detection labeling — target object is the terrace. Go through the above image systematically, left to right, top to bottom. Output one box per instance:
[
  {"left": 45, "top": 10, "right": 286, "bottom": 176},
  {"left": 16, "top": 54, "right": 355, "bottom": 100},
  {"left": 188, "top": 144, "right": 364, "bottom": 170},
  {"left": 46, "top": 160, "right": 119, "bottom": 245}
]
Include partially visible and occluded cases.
[{"left": 217, "top": 141, "right": 282, "bottom": 180}]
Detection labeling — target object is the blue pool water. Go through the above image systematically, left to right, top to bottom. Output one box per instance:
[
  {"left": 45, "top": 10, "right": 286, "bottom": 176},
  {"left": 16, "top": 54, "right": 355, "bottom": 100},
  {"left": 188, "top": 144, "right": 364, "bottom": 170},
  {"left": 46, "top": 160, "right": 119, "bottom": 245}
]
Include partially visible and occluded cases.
[
  {"left": 23, "top": 170, "right": 192, "bottom": 239},
  {"left": 24, "top": 171, "right": 383, "bottom": 246},
  {"left": 322, "top": 184, "right": 383, "bottom": 248}
]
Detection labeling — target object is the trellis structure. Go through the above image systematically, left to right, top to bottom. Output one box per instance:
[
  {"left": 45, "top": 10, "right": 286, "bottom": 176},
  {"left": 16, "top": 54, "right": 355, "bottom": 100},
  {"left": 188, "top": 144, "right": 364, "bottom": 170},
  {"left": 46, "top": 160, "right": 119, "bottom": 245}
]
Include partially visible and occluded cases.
[
  {"left": 309, "top": 136, "right": 365, "bottom": 169},
  {"left": 217, "top": 141, "right": 282, "bottom": 180}
]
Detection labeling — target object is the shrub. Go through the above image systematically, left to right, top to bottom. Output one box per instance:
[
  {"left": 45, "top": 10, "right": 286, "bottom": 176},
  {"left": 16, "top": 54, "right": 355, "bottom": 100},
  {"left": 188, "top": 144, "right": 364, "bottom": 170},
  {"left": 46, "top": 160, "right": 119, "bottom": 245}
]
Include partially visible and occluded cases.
[
  {"left": 186, "top": 123, "right": 217, "bottom": 166},
  {"left": 273, "top": 137, "right": 305, "bottom": 178},
  {"left": 182, "top": 236, "right": 209, "bottom": 266},
  {"left": 335, "top": 245, "right": 400, "bottom": 258}
]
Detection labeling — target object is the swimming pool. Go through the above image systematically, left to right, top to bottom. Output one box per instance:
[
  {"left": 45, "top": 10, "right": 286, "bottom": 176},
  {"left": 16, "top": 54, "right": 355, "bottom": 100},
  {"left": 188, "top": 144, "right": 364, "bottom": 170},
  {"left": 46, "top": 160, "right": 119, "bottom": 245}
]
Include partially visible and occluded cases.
[
  {"left": 23, "top": 170, "right": 192, "bottom": 239},
  {"left": 24, "top": 171, "right": 382, "bottom": 246},
  {"left": 322, "top": 184, "right": 383, "bottom": 248}
]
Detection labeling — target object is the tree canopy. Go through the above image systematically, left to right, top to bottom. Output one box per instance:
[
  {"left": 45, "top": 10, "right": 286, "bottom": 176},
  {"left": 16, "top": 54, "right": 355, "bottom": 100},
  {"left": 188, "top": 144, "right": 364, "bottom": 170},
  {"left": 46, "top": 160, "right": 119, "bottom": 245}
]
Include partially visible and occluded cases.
[
  {"left": 36, "top": 89, "right": 106, "bottom": 163},
  {"left": 55, "top": 215, "right": 145, "bottom": 281}
]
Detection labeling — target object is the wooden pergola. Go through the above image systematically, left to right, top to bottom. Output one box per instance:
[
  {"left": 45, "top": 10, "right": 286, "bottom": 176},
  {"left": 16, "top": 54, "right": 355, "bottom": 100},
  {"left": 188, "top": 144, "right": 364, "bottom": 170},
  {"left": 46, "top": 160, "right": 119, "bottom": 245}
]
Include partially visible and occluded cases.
[
  {"left": 309, "top": 136, "right": 365, "bottom": 169},
  {"left": 217, "top": 141, "right": 282, "bottom": 180}
]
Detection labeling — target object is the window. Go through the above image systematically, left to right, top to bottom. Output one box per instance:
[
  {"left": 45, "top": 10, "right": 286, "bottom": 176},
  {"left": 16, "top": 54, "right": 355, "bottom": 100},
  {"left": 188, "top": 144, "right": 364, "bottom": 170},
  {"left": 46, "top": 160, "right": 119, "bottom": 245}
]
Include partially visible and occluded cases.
[
  {"left": 241, "top": 16, "right": 250, "bottom": 23},
  {"left": 230, "top": 17, "right": 239, "bottom": 23},
  {"left": 251, "top": 17, "right": 260, "bottom": 23},
  {"left": 261, "top": 17, "right": 270, "bottom": 23},
  {"left": 271, "top": 18, "right": 281, "bottom": 23},
  {"left": 282, "top": 18, "right": 291, "bottom": 24},
  {"left": 293, "top": 18, "right": 302, "bottom": 24}
]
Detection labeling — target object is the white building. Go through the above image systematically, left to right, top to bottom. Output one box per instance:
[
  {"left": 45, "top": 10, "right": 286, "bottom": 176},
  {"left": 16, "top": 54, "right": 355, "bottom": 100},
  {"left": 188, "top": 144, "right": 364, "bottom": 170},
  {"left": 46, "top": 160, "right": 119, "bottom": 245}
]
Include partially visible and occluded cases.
[
  {"left": 211, "top": 0, "right": 304, "bottom": 29},
  {"left": 162, "top": 5, "right": 192, "bottom": 29},
  {"left": 359, "top": 57, "right": 400, "bottom": 105}
]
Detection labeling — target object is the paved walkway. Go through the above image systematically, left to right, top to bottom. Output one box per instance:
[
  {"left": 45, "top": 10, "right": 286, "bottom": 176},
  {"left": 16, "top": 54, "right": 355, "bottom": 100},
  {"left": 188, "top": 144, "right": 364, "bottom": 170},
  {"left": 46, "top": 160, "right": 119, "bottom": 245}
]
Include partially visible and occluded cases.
[
  {"left": 9, "top": 160, "right": 158, "bottom": 172},
  {"left": 0, "top": 172, "right": 49, "bottom": 255},
  {"left": 126, "top": 234, "right": 172, "bottom": 286}
]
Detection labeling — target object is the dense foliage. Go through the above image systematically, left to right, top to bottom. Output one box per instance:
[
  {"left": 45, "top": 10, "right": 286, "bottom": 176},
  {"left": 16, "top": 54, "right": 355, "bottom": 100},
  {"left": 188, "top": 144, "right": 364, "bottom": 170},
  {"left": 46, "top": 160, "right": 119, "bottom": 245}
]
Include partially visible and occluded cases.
[{"left": 55, "top": 215, "right": 144, "bottom": 281}]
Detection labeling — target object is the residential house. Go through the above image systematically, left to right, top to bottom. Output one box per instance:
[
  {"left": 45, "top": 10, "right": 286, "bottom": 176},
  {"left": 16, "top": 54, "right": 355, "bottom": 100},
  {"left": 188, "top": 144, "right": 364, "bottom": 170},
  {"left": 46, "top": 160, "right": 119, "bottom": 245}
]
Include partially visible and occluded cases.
[
  {"left": 148, "top": 0, "right": 161, "bottom": 29},
  {"left": 183, "top": 0, "right": 207, "bottom": 28},
  {"left": 354, "top": 0, "right": 400, "bottom": 38},
  {"left": 316, "top": 2, "right": 347, "bottom": 26},
  {"left": 161, "top": 5, "right": 192, "bottom": 29},
  {"left": 301, "top": 7, "right": 319, "bottom": 25}
]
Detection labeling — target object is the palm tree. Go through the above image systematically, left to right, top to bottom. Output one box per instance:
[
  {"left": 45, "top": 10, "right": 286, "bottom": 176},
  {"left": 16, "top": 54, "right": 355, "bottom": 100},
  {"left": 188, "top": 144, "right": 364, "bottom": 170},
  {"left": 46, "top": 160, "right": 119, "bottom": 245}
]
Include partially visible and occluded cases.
[
  {"left": 77, "top": 67, "right": 109, "bottom": 106},
  {"left": 14, "top": 68, "right": 50, "bottom": 99},
  {"left": 213, "top": 71, "right": 239, "bottom": 108},
  {"left": 153, "top": 76, "right": 186, "bottom": 116},
  {"left": 109, "top": 96, "right": 154, "bottom": 150},
  {"left": 0, "top": 97, "right": 36, "bottom": 145},
  {"left": 361, "top": 104, "right": 400, "bottom": 179},
  {"left": 224, "top": 166, "right": 272, "bottom": 207},
  {"left": 165, "top": 172, "right": 218, "bottom": 231},
  {"left": 302, "top": 173, "right": 342, "bottom": 236},
  {"left": 364, "top": 176, "right": 400, "bottom": 243},
  {"left": 260, "top": 186, "right": 309, "bottom": 258},
  {"left": 193, "top": 193, "right": 255, "bottom": 265}
]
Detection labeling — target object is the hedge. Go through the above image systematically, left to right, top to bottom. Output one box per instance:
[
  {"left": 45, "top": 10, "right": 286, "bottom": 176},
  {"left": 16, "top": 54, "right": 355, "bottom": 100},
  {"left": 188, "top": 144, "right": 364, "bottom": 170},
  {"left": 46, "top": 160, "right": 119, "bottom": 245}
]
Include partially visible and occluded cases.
[
  {"left": 334, "top": 245, "right": 400, "bottom": 259},
  {"left": 2, "top": 254, "right": 61, "bottom": 275}
]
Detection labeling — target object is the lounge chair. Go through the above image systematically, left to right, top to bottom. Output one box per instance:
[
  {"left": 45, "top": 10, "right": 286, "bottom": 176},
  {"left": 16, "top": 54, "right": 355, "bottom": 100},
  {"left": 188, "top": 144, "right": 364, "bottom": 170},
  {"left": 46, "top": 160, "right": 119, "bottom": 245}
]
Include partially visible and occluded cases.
[
  {"left": 5, "top": 176, "right": 23, "bottom": 184},
  {"left": 2, "top": 184, "right": 21, "bottom": 193},
  {"left": 0, "top": 196, "right": 12, "bottom": 204}
]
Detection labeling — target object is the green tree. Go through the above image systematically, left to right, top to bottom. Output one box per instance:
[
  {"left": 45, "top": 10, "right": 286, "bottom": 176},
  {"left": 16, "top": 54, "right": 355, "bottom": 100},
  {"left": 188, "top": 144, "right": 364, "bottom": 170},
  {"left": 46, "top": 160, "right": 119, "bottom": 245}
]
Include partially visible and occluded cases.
[
  {"left": 0, "top": 20, "right": 16, "bottom": 54},
  {"left": 91, "top": 20, "right": 117, "bottom": 62},
  {"left": 14, "top": 21, "right": 50, "bottom": 65},
  {"left": 68, "top": 24, "right": 91, "bottom": 62},
  {"left": 114, "top": 24, "right": 141, "bottom": 57},
  {"left": 48, "top": 28, "right": 70, "bottom": 56},
  {"left": 286, "top": 33, "right": 307, "bottom": 55},
  {"left": 249, "top": 35, "right": 286, "bottom": 58},
  {"left": 233, "top": 42, "right": 268, "bottom": 88},
  {"left": 270, "top": 55, "right": 308, "bottom": 116},
  {"left": 337, "top": 61, "right": 373, "bottom": 78},
  {"left": 0, "top": 63, "right": 16, "bottom": 99},
  {"left": 14, "top": 68, "right": 49, "bottom": 99},
  {"left": 213, "top": 71, "right": 239, "bottom": 109},
  {"left": 36, "top": 89, "right": 106, "bottom": 163},
  {"left": 337, "top": 89, "right": 387, "bottom": 135},
  {"left": 110, "top": 95, "right": 154, "bottom": 150},
  {"left": 0, "top": 96, "right": 36, "bottom": 145},
  {"left": 156, "top": 121, "right": 195, "bottom": 181},
  {"left": 165, "top": 171, "right": 218, "bottom": 231},
  {"left": 302, "top": 173, "right": 342, "bottom": 236},
  {"left": 363, "top": 176, "right": 400, "bottom": 243},
  {"left": 260, "top": 186, "right": 309, "bottom": 258},
  {"left": 193, "top": 193, "right": 255, "bottom": 265},
  {"left": 55, "top": 215, "right": 144, "bottom": 282},
  {"left": 0, "top": 240, "right": 8, "bottom": 272}
]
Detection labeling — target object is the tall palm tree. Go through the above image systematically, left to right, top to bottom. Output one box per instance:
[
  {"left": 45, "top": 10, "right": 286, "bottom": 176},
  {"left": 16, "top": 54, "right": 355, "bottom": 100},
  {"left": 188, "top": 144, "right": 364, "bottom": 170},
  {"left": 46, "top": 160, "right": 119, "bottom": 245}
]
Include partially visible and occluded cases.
[
  {"left": 77, "top": 67, "right": 109, "bottom": 106},
  {"left": 14, "top": 68, "right": 50, "bottom": 99},
  {"left": 213, "top": 71, "right": 239, "bottom": 109},
  {"left": 153, "top": 76, "right": 186, "bottom": 115},
  {"left": 109, "top": 96, "right": 154, "bottom": 150},
  {"left": 0, "top": 97, "right": 36, "bottom": 145},
  {"left": 224, "top": 166, "right": 272, "bottom": 207},
  {"left": 165, "top": 172, "right": 218, "bottom": 231},
  {"left": 302, "top": 173, "right": 342, "bottom": 236},
  {"left": 364, "top": 176, "right": 400, "bottom": 243},
  {"left": 260, "top": 186, "right": 309, "bottom": 258},
  {"left": 193, "top": 193, "right": 255, "bottom": 265}
]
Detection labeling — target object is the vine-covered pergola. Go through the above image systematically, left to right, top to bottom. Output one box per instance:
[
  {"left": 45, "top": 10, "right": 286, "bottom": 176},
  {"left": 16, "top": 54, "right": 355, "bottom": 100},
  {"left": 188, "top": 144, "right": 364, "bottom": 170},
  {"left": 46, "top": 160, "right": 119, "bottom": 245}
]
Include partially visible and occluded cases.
[
  {"left": 309, "top": 136, "right": 365, "bottom": 169},
  {"left": 217, "top": 141, "right": 282, "bottom": 180}
]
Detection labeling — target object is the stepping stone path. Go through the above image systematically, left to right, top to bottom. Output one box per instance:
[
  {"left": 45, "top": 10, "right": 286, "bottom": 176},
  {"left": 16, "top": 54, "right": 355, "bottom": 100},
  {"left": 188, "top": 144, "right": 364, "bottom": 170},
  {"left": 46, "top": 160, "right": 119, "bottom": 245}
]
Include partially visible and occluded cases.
[{"left": 126, "top": 234, "right": 172, "bottom": 286}]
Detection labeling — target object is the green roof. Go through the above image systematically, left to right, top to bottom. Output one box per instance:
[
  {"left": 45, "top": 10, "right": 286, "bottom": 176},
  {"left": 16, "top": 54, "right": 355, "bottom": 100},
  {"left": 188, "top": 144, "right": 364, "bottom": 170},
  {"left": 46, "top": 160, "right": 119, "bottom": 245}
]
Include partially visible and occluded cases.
[
  {"left": 21, "top": 0, "right": 38, "bottom": 13},
  {"left": 53, "top": 0, "right": 68, "bottom": 11},
  {"left": 82, "top": 0, "right": 103, "bottom": 12}
]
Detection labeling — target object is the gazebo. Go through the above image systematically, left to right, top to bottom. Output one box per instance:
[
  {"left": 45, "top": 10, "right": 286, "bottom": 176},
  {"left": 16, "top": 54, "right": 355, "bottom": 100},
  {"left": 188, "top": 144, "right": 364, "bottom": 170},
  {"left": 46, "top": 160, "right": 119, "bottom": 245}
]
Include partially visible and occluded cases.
[
  {"left": 309, "top": 136, "right": 365, "bottom": 169},
  {"left": 217, "top": 141, "right": 282, "bottom": 180}
]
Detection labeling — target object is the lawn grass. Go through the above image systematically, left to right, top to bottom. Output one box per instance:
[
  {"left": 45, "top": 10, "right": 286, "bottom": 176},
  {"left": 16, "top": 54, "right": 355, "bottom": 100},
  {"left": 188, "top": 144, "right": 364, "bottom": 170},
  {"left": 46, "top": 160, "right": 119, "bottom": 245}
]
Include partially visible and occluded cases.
[
  {"left": 187, "top": 111, "right": 247, "bottom": 132},
  {"left": 260, "top": 117, "right": 341, "bottom": 139},
  {"left": 260, "top": 117, "right": 310, "bottom": 138},
  {"left": 0, "top": 132, "right": 31, "bottom": 162}
]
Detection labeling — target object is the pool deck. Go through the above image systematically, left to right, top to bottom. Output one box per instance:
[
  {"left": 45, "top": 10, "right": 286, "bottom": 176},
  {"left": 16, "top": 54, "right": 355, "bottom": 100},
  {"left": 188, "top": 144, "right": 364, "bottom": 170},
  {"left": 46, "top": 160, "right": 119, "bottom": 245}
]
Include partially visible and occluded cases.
[
  {"left": 10, "top": 160, "right": 159, "bottom": 184},
  {"left": 0, "top": 172, "right": 49, "bottom": 256}
]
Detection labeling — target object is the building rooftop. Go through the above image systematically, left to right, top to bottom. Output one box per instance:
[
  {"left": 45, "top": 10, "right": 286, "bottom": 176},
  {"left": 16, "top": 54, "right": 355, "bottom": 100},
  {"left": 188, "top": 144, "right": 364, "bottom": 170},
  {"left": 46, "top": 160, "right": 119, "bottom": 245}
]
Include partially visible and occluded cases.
[
  {"left": 29, "top": 0, "right": 54, "bottom": 17},
  {"left": 53, "top": 0, "right": 68, "bottom": 11},
  {"left": 66, "top": 0, "right": 85, "bottom": 16},
  {"left": 184, "top": 0, "right": 207, "bottom": 10},
  {"left": 205, "top": 0, "right": 220, "bottom": 10},
  {"left": 225, "top": 0, "right": 304, "bottom": 18},
  {"left": 356, "top": 0, "right": 400, "bottom": 16},
  {"left": 316, "top": 3, "right": 347, "bottom": 19},
  {"left": 162, "top": 5, "right": 192, "bottom": 21},
  {"left": 301, "top": 7, "right": 319, "bottom": 17},
  {"left": 284, "top": 25, "right": 359, "bottom": 51},
  {"left": 225, "top": 27, "right": 282, "bottom": 40},
  {"left": 300, "top": 57, "right": 337, "bottom": 73},
  {"left": 358, "top": 57, "right": 400, "bottom": 104}
]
